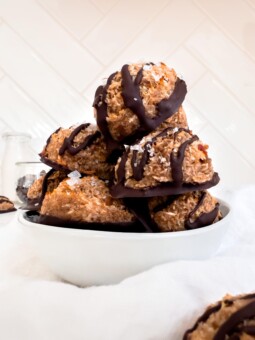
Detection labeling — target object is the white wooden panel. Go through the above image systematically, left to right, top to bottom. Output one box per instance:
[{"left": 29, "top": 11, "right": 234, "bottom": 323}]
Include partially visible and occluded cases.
[
  {"left": 0, "top": 0, "right": 102, "bottom": 91},
  {"left": 38, "top": 0, "right": 103, "bottom": 40},
  {"left": 82, "top": 0, "right": 169, "bottom": 65},
  {"left": 90, "top": 0, "right": 120, "bottom": 13},
  {"left": 105, "top": 0, "right": 205, "bottom": 65},
  {"left": 194, "top": 0, "right": 255, "bottom": 59},
  {"left": 245, "top": 0, "right": 255, "bottom": 10},
  {"left": 185, "top": 22, "right": 255, "bottom": 114},
  {"left": 0, "top": 24, "right": 94, "bottom": 128},
  {"left": 166, "top": 47, "right": 206, "bottom": 88},
  {"left": 0, "top": 68, "right": 4, "bottom": 80},
  {"left": 188, "top": 73, "right": 255, "bottom": 167},
  {"left": 0, "top": 77, "right": 58, "bottom": 138},
  {"left": 182, "top": 100, "right": 207, "bottom": 133},
  {"left": 199, "top": 125, "right": 255, "bottom": 188}
]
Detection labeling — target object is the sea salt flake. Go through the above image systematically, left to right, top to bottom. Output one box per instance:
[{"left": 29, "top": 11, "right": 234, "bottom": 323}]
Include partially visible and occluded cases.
[
  {"left": 143, "top": 64, "right": 152, "bottom": 71},
  {"left": 130, "top": 144, "right": 143, "bottom": 153},
  {"left": 159, "top": 156, "right": 167, "bottom": 164},
  {"left": 67, "top": 170, "right": 82, "bottom": 187},
  {"left": 68, "top": 170, "right": 81, "bottom": 178}
]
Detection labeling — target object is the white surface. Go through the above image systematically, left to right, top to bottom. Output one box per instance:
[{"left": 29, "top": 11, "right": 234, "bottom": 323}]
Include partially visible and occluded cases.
[
  {"left": 0, "top": 0, "right": 255, "bottom": 189},
  {"left": 0, "top": 185, "right": 255, "bottom": 339},
  {"left": 19, "top": 200, "right": 230, "bottom": 286}
]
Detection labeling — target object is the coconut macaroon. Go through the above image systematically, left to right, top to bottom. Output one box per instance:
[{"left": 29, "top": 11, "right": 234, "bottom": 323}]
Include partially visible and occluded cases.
[
  {"left": 93, "top": 62, "right": 188, "bottom": 148},
  {"left": 40, "top": 123, "right": 115, "bottom": 180},
  {"left": 111, "top": 126, "right": 220, "bottom": 198},
  {"left": 19, "top": 173, "right": 46, "bottom": 210},
  {"left": 39, "top": 173, "right": 144, "bottom": 232},
  {"left": 27, "top": 174, "right": 44, "bottom": 202},
  {"left": 149, "top": 191, "right": 221, "bottom": 232},
  {"left": 0, "top": 196, "right": 16, "bottom": 213},
  {"left": 183, "top": 293, "right": 255, "bottom": 339}
]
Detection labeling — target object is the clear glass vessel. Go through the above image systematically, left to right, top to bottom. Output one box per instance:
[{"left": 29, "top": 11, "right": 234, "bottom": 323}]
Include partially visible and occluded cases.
[{"left": 1, "top": 132, "right": 37, "bottom": 202}]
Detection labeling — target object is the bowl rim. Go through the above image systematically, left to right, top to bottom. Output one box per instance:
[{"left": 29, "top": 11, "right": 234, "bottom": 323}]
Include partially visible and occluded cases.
[{"left": 19, "top": 198, "right": 231, "bottom": 240}]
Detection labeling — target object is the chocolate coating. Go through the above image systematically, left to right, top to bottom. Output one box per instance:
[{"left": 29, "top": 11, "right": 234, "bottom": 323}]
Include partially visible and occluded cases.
[
  {"left": 93, "top": 62, "right": 187, "bottom": 147},
  {"left": 40, "top": 123, "right": 115, "bottom": 180},
  {"left": 111, "top": 127, "right": 219, "bottom": 198},
  {"left": 125, "top": 191, "right": 221, "bottom": 232},
  {"left": 24, "top": 211, "right": 146, "bottom": 233}
]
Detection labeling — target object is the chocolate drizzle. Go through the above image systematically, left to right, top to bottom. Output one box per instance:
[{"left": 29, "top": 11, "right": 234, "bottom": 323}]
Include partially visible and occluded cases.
[
  {"left": 93, "top": 63, "right": 187, "bottom": 148},
  {"left": 121, "top": 65, "right": 154, "bottom": 131},
  {"left": 94, "top": 72, "right": 121, "bottom": 152},
  {"left": 59, "top": 123, "right": 101, "bottom": 156},
  {"left": 45, "top": 127, "right": 61, "bottom": 147},
  {"left": 111, "top": 127, "right": 220, "bottom": 198},
  {"left": 131, "top": 127, "right": 174, "bottom": 181},
  {"left": 170, "top": 133, "right": 198, "bottom": 185},
  {"left": 131, "top": 148, "right": 149, "bottom": 181},
  {"left": 39, "top": 169, "right": 68, "bottom": 207},
  {"left": 125, "top": 192, "right": 220, "bottom": 232},
  {"left": 184, "top": 192, "right": 220, "bottom": 230},
  {"left": 152, "top": 196, "right": 179, "bottom": 213},
  {"left": 123, "top": 198, "right": 160, "bottom": 233},
  {"left": 183, "top": 294, "right": 255, "bottom": 340},
  {"left": 214, "top": 300, "right": 255, "bottom": 339},
  {"left": 183, "top": 303, "right": 222, "bottom": 339}
]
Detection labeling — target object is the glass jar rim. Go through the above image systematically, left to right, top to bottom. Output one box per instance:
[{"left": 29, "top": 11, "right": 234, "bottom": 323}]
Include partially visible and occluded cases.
[
  {"left": 2, "top": 132, "right": 31, "bottom": 138},
  {"left": 15, "top": 161, "right": 42, "bottom": 165}
]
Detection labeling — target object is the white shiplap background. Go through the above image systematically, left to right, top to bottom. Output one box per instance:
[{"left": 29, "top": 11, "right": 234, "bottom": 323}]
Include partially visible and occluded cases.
[{"left": 0, "top": 0, "right": 254, "bottom": 191}]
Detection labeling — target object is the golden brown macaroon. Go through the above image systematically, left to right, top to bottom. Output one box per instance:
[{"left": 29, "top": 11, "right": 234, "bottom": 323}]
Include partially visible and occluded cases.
[
  {"left": 93, "top": 62, "right": 188, "bottom": 148},
  {"left": 40, "top": 123, "right": 115, "bottom": 180},
  {"left": 111, "top": 126, "right": 219, "bottom": 198},
  {"left": 27, "top": 174, "right": 44, "bottom": 201},
  {"left": 39, "top": 174, "right": 136, "bottom": 226},
  {"left": 149, "top": 191, "right": 221, "bottom": 232},
  {"left": 0, "top": 196, "right": 16, "bottom": 213},
  {"left": 184, "top": 293, "right": 255, "bottom": 340}
]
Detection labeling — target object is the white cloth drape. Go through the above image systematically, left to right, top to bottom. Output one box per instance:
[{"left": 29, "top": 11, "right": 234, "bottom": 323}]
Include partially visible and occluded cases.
[{"left": 0, "top": 185, "right": 255, "bottom": 340}]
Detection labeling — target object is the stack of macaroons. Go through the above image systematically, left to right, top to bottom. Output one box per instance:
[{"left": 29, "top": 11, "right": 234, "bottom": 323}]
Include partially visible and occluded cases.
[{"left": 34, "top": 61, "right": 221, "bottom": 232}]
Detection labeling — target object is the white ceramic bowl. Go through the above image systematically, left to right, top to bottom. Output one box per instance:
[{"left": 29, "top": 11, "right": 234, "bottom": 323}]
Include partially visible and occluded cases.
[{"left": 19, "top": 199, "right": 231, "bottom": 286}]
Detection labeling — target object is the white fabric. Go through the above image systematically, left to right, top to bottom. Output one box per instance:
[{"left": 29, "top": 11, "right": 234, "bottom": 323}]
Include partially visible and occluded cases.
[{"left": 0, "top": 185, "right": 255, "bottom": 340}]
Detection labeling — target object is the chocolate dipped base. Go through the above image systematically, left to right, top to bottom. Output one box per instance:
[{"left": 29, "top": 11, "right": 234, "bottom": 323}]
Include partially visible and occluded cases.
[
  {"left": 111, "top": 172, "right": 220, "bottom": 198},
  {"left": 124, "top": 190, "right": 221, "bottom": 232},
  {"left": 0, "top": 207, "right": 16, "bottom": 214},
  {"left": 24, "top": 211, "right": 147, "bottom": 233}
]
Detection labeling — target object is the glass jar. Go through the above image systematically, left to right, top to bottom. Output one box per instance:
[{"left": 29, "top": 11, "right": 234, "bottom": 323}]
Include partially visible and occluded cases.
[
  {"left": 1, "top": 132, "right": 37, "bottom": 202},
  {"left": 15, "top": 161, "right": 49, "bottom": 206}
]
